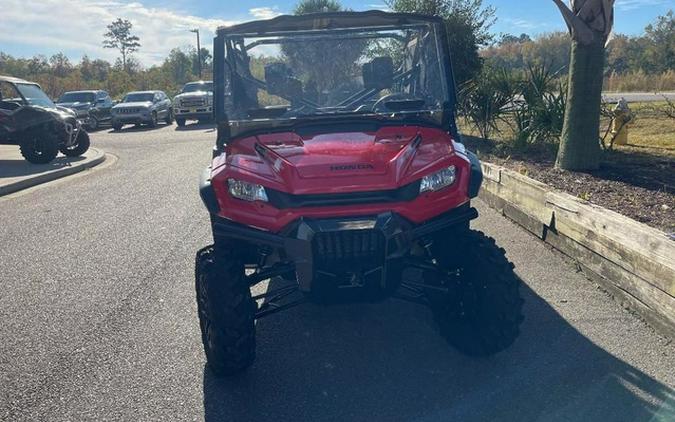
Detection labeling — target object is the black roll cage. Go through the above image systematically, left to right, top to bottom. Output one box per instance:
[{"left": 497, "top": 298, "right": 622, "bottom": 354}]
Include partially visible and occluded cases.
[
  {"left": 213, "top": 11, "right": 459, "bottom": 149},
  {"left": 0, "top": 80, "right": 39, "bottom": 106}
]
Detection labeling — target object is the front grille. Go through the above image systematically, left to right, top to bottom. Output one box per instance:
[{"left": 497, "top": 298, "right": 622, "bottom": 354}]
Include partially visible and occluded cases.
[
  {"left": 181, "top": 97, "right": 206, "bottom": 107},
  {"left": 62, "top": 118, "right": 78, "bottom": 143},
  {"left": 266, "top": 181, "right": 421, "bottom": 209},
  {"left": 313, "top": 229, "right": 385, "bottom": 267}
]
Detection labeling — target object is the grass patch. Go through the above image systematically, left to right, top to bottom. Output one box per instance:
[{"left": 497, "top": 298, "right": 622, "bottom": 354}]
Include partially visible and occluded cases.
[
  {"left": 459, "top": 101, "right": 675, "bottom": 158},
  {"left": 614, "top": 102, "right": 675, "bottom": 155}
]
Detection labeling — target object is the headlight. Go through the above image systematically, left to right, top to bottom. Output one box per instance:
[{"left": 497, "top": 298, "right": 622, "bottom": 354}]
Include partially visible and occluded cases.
[
  {"left": 420, "top": 165, "right": 456, "bottom": 193},
  {"left": 228, "top": 179, "right": 268, "bottom": 202}
]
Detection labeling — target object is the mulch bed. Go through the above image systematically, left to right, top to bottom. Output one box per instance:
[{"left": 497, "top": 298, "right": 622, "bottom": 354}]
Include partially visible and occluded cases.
[{"left": 463, "top": 136, "right": 675, "bottom": 234}]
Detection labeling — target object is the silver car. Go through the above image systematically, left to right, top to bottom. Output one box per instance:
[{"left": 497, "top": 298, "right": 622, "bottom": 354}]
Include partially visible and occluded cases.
[{"left": 111, "top": 91, "right": 173, "bottom": 130}]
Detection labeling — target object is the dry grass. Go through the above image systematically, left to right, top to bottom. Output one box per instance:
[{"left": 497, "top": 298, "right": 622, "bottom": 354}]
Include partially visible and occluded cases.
[
  {"left": 604, "top": 71, "right": 675, "bottom": 93},
  {"left": 459, "top": 101, "right": 675, "bottom": 158},
  {"left": 614, "top": 102, "right": 675, "bottom": 155}
]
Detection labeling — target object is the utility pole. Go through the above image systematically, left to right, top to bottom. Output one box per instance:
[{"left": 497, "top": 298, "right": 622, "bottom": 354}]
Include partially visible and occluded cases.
[{"left": 190, "top": 28, "right": 202, "bottom": 79}]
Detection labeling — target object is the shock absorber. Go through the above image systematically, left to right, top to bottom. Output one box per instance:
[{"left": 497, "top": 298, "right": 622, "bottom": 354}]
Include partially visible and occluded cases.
[{"left": 256, "top": 245, "right": 272, "bottom": 269}]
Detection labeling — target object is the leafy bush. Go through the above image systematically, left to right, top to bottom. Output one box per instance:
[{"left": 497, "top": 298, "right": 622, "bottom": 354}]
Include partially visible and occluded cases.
[
  {"left": 459, "top": 63, "right": 567, "bottom": 146},
  {"left": 513, "top": 64, "right": 567, "bottom": 145},
  {"left": 458, "top": 66, "right": 516, "bottom": 139}
]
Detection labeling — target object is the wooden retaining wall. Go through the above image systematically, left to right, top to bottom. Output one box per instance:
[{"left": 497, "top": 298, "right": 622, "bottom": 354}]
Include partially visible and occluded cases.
[{"left": 479, "top": 162, "right": 675, "bottom": 338}]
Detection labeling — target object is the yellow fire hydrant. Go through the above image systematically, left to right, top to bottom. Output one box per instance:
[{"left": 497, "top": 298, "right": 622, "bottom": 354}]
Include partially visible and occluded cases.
[{"left": 611, "top": 98, "right": 632, "bottom": 146}]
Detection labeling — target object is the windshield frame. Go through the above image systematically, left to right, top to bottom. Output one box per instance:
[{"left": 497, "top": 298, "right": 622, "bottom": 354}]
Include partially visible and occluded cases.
[
  {"left": 213, "top": 11, "right": 458, "bottom": 145},
  {"left": 182, "top": 82, "right": 213, "bottom": 93},
  {"left": 15, "top": 83, "right": 56, "bottom": 109},
  {"left": 58, "top": 92, "right": 96, "bottom": 104},
  {"left": 122, "top": 93, "right": 155, "bottom": 103}
]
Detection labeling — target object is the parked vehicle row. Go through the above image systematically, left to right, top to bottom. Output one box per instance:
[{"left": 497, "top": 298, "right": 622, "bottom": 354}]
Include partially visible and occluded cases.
[
  {"left": 0, "top": 75, "right": 90, "bottom": 164},
  {"left": 0, "top": 77, "right": 216, "bottom": 163},
  {"left": 55, "top": 81, "right": 215, "bottom": 132}
]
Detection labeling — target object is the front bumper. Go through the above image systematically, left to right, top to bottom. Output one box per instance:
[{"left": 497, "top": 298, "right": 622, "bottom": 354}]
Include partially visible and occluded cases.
[
  {"left": 174, "top": 106, "right": 212, "bottom": 120},
  {"left": 112, "top": 113, "right": 152, "bottom": 125},
  {"left": 62, "top": 118, "right": 84, "bottom": 147},
  {"left": 201, "top": 163, "right": 477, "bottom": 294},
  {"left": 210, "top": 204, "right": 477, "bottom": 292}
]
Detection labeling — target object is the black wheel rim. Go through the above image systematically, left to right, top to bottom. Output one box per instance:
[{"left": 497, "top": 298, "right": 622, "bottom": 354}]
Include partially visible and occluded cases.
[{"left": 31, "top": 137, "right": 45, "bottom": 156}]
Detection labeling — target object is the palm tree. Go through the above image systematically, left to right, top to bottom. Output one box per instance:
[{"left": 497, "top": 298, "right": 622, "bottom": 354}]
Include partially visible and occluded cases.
[{"left": 552, "top": 0, "right": 615, "bottom": 171}]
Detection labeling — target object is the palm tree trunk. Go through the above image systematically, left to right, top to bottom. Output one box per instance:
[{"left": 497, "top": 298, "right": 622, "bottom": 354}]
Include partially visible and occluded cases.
[{"left": 555, "top": 35, "right": 605, "bottom": 170}]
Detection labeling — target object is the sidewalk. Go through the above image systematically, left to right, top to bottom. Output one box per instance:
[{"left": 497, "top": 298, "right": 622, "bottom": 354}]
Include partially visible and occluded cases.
[{"left": 0, "top": 145, "right": 105, "bottom": 196}]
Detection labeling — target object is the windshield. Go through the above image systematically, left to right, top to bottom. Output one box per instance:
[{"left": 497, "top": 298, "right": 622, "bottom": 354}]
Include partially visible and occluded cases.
[
  {"left": 222, "top": 23, "right": 448, "bottom": 123},
  {"left": 182, "top": 82, "right": 213, "bottom": 93},
  {"left": 16, "top": 83, "right": 55, "bottom": 108},
  {"left": 58, "top": 92, "right": 95, "bottom": 103},
  {"left": 123, "top": 93, "right": 154, "bottom": 103}
]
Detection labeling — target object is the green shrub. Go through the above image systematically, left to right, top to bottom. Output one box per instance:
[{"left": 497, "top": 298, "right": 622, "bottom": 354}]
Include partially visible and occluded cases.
[
  {"left": 460, "top": 62, "right": 567, "bottom": 146},
  {"left": 458, "top": 66, "right": 516, "bottom": 139}
]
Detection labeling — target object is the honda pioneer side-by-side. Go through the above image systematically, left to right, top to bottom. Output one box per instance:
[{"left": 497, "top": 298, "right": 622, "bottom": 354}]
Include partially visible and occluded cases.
[{"left": 196, "top": 11, "right": 524, "bottom": 376}]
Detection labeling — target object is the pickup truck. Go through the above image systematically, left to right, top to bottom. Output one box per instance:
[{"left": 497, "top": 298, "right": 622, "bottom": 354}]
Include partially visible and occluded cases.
[{"left": 173, "top": 81, "right": 213, "bottom": 126}]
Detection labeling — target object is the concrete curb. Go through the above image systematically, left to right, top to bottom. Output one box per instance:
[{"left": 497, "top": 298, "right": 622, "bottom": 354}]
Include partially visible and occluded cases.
[
  {"left": 0, "top": 148, "right": 106, "bottom": 196},
  {"left": 479, "top": 162, "right": 675, "bottom": 339}
]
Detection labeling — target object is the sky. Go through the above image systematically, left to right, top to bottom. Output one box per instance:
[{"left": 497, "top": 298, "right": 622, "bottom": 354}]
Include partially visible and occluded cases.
[{"left": 0, "top": 0, "right": 672, "bottom": 66}]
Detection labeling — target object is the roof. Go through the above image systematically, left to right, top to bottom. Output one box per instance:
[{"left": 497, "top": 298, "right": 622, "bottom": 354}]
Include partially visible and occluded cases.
[
  {"left": 217, "top": 10, "right": 443, "bottom": 36},
  {"left": 0, "top": 75, "right": 35, "bottom": 84},
  {"left": 185, "top": 81, "right": 213, "bottom": 84},
  {"left": 62, "top": 90, "right": 101, "bottom": 94},
  {"left": 126, "top": 90, "right": 161, "bottom": 95}
]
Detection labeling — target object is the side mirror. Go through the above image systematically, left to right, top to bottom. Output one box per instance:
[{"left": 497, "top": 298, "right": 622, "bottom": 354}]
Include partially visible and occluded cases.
[{"left": 363, "top": 57, "right": 394, "bottom": 91}]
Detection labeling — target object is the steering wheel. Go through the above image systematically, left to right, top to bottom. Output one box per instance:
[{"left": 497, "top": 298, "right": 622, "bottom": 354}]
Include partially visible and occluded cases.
[{"left": 372, "top": 93, "right": 422, "bottom": 113}]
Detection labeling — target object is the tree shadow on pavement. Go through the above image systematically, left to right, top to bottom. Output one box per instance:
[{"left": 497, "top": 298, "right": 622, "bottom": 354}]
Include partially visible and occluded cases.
[
  {"left": 175, "top": 122, "right": 216, "bottom": 132},
  {"left": 104, "top": 123, "right": 172, "bottom": 134},
  {"left": 86, "top": 126, "right": 111, "bottom": 133},
  {"left": 0, "top": 156, "right": 85, "bottom": 178},
  {"left": 202, "top": 279, "right": 674, "bottom": 422}
]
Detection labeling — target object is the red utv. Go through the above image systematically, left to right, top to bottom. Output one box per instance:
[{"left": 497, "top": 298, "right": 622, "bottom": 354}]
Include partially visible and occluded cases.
[{"left": 196, "top": 11, "right": 524, "bottom": 376}]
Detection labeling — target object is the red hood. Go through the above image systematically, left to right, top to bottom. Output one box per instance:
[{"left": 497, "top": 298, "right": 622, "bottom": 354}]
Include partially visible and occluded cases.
[{"left": 216, "top": 126, "right": 456, "bottom": 195}]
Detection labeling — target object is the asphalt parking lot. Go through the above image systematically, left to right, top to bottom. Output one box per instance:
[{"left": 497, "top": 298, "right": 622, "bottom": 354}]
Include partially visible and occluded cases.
[{"left": 1, "top": 122, "right": 673, "bottom": 421}]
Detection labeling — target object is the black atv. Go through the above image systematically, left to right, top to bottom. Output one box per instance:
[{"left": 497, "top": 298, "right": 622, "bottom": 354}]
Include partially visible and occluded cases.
[{"left": 0, "top": 76, "right": 90, "bottom": 164}]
